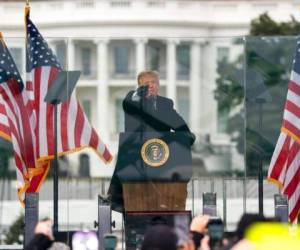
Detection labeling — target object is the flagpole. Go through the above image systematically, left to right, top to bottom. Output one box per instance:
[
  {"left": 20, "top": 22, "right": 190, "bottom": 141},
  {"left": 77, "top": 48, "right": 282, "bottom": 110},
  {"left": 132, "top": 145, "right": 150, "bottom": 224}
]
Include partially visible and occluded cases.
[
  {"left": 23, "top": 1, "right": 59, "bottom": 232},
  {"left": 22, "top": 3, "right": 40, "bottom": 245},
  {"left": 0, "top": 33, "right": 6, "bottom": 47},
  {"left": 44, "top": 71, "right": 81, "bottom": 234},
  {"left": 257, "top": 98, "right": 265, "bottom": 216},
  {"left": 53, "top": 103, "right": 59, "bottom": 233}
]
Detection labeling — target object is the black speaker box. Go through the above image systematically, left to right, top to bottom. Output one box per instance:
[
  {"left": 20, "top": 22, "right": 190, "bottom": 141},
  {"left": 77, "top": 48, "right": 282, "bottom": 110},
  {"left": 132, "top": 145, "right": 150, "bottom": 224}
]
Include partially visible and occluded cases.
[{"left": 124, "top": 211, "right": 191, "bottom": 250}]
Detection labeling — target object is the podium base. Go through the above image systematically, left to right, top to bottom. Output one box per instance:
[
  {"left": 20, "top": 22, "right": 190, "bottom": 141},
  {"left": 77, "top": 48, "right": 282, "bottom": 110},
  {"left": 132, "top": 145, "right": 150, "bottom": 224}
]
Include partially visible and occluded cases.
[{"left": 124, "top": 210, "right": 191, "bottom": 250}]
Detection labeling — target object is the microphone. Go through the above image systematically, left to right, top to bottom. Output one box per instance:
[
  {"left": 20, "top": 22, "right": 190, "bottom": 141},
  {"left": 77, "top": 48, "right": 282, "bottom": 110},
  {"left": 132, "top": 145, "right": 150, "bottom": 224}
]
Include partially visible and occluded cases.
[
  {"left": 132, "top": 85, "right": 149, "bottom": 102},
  {"left": 137, "top": 85, "right": 149, "bottom": 98},
  {"left": 148, "top": 95, "right": 157, "bottom": 111},
  {"left": 153, "top": 96, "right": 157, "bottom": 111}
]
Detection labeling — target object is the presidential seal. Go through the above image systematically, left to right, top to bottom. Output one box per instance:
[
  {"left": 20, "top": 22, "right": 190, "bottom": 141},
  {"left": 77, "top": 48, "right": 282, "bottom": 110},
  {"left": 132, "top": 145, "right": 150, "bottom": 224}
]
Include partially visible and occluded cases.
[{"left": 141, "top": 138, "right": 170, "bottom": 167}]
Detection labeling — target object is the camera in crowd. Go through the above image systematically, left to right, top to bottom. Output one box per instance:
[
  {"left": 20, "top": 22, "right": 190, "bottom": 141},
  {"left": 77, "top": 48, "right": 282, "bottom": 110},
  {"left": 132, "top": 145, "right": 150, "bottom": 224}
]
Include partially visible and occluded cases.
[
  {"left": 207, "top": 217, "right": 224, "bottom": 250},
  {"left": 72, "top": 231, "right": 99, "bottom": 250},
  {"left": 104, "top": 234, "right": 118, "bottom": 250}
]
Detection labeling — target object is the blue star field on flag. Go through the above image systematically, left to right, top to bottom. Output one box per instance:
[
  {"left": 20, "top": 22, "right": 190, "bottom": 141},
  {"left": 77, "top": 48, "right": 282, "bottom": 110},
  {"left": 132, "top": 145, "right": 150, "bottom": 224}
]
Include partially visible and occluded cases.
[
  {"left": 26, "top": 15, "right": 62, "bottom": 73},
  {"left": 0, "top": 39, "right": 23, "bottom": 89}
]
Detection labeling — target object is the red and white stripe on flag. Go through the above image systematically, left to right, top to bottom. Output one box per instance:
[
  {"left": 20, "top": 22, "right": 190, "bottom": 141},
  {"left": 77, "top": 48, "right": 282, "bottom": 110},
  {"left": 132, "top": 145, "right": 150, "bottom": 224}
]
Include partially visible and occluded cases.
[
  {"left": 0, "top": 8, "right": 112, "bottom": 205},
  {"left": 25, "top": 10, "right": 112, "bottom": 167},
  {"left": 0, "top": 32, "right": 51, "bottom": 204},
  {"left": 27, "top": 66, "right": 112, "bottom": 163},
  {"left": 268, "top": 70, "right": 300, "bottom": 222},
  {"left": 0, "top": 78, "right": 50, "bottom": 203},
  {"left": 0, "top": 96, "right": 11, "bottom": 141}
]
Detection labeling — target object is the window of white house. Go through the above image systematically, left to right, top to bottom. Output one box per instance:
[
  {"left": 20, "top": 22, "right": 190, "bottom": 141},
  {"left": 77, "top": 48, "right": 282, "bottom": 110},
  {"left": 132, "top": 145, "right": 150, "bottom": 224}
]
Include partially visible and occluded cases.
[
  {"left": 146, "top": 40, "right": 166, "bottom": 78},
  {"left": 110, "top": 41, "right": 134, "bottom": 78},
  {"left": 55, "top": 42, "right": 67, "bottom": 69},
  {"left": 177, "top": 44, "right": 190, "bottom": 80},
  {"left": 114, "top": 45, "right": 129, "bottom": 74},
  {"left": 148, "top": 45, "right": 160, "bottom": 71},
  {"left": 217, "top": 46, "right": 230, "bottom": 133},
  {"left": 81, "top": 47, "right": 92, "bottom": 76},
  {"left": 217, "top": 47, "right": 230, "bottom": 62},
  {"left": 10, "top": 48, "right": 23, "bottom": 75},
  {"left": 115, "top": 98, "right": 124, "bottom": 133},
  {"left": 178, "top": 98, "right": 190, "bottom": 125},
  {"left": 82, "top": 99, "right": 91, "bottom": 122},
  {"left": 217, "top": 105, "right": 229, "bottom": 133}
]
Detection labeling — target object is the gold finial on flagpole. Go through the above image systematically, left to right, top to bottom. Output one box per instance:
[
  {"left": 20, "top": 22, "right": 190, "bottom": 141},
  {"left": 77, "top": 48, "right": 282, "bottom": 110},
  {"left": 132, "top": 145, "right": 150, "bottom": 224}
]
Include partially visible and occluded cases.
[
  {"left": 25, "top": 0, "right": 30, "bottom": 20},
  {"left": 0, "top": 32, "right": 5, "bottom": 47}
]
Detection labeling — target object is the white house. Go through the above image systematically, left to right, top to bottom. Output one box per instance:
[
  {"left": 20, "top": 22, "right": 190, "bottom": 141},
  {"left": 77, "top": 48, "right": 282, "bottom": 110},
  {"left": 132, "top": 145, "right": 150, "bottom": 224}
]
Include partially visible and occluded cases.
[{"left": 1, "top": 0, "right": 299, "bottom": 178}]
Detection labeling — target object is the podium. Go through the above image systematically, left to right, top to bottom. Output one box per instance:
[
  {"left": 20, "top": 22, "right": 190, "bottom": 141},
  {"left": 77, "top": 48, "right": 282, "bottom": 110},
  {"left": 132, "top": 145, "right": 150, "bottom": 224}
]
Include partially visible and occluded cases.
[
  {"left": 109, "top": 131, "right": 192, "bottom": 211},
  {"left": 108, "top": 132, "right": 192, "bottom": 248}
]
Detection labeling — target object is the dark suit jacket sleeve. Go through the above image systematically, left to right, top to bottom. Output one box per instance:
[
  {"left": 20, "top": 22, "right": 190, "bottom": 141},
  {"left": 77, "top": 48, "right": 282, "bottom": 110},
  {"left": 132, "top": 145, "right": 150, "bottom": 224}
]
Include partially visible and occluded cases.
[
  {"left": 122, "top": 90, "right": 143, "bottom": 115},
  {"left": 123, "top": 91, "right": 195, "bottom": 145},
  {"left": 161, "top": 98, "right": 196, "bottom": 145},
  {"left": 164, "top": 99, "right": 188, "bottom": 131}
]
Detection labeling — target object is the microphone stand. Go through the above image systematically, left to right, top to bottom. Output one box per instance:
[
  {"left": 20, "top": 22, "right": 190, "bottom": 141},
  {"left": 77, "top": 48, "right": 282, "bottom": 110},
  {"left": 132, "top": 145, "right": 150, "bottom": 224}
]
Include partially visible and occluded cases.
[
  {"left": 44, "top": 71, "right": 81, "bottom": 233},
  {"left": 139, "top": 86, "right": 148, "bottom": 176}
]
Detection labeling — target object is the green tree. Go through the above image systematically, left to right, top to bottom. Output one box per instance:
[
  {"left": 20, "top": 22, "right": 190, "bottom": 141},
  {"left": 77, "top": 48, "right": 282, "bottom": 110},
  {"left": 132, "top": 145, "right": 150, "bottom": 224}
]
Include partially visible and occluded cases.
[
  {"left": 214, "top": 13, "right": 300, "bottom": 176},
  {"left": 250, "top": 13, "right": 300, "bottom": 36},
  {"left": 0, "top": 138, "right": 13, "bottom": 179},
  {"left": 0, "top": 149, "right": 10, "bottom": 177},
  {"left": 4, "top": 213, "right": 24, "bottom": 245}
]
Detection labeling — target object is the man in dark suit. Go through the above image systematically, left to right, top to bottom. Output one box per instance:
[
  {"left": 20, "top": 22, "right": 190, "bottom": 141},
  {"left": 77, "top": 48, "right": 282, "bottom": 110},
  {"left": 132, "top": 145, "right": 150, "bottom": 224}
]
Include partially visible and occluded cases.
[
  {"left": 108, "top": 70, "right": 195, "bottom": 212},
  {"left": 123, "top": 70, "right": 195, "bottom": 142}
]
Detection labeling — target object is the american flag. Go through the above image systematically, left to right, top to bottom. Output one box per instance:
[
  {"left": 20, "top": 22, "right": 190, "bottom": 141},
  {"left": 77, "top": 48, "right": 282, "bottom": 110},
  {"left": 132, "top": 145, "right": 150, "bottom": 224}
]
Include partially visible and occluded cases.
[
  {"left": 25, "top": 10, "right": 112, "bottom": 166},
  {"left": 0, "top": 33, "right": 48, "bottom": 202},
  {"left": 268, "top": 38, "right": 300, "bottom": 222}
]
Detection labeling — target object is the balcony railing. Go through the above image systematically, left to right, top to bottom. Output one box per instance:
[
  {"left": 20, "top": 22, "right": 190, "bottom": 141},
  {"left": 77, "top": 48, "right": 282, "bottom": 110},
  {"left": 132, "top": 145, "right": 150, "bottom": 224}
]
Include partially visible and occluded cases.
[
  {"left": 0, "top": 0, "right": 294, "bottom": 15},
  {"left": 76, "top": 0, "right": 95, "bottom": 8},
  {"left": 109, "top": 0, "right": 132, "bottom": 8}
]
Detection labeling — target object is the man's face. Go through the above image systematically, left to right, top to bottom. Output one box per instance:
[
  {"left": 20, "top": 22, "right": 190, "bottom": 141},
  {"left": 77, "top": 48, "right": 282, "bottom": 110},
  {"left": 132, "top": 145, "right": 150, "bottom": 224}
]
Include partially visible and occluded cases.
[{"left": 139, "top": 74, "right": 159, "bottom": 97}]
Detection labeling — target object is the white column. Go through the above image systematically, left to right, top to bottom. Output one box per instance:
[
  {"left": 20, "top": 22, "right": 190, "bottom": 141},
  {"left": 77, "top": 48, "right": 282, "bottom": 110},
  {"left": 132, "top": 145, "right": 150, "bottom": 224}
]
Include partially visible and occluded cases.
[
  {"left": 66, "top": 38, "right": 75, "bottom": 71},
  {"left": 135, "top": 38, "right": 147, "bottom": 75},
  {"left": 166, "top": 38, "right": 177, "bottom": 105},
  {"left": 94, "top": 39, "right": 109, "bottom": 142},
  {"left": 189, "top": 39, "right": 203, "bottom": 135},
  {"left": 199, "top": 40, "right": 228, "bottom": 141},
  {"left": 201, "top": 40, "right": 215, "bottom": 136}
]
